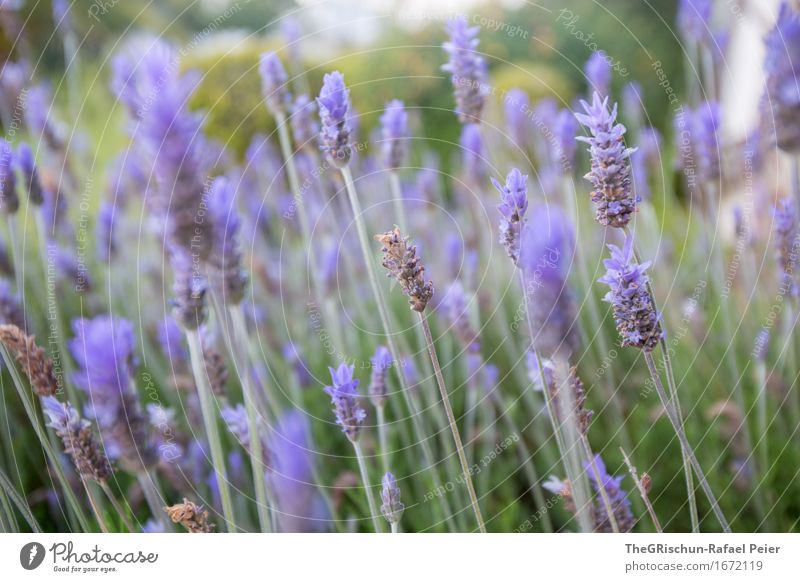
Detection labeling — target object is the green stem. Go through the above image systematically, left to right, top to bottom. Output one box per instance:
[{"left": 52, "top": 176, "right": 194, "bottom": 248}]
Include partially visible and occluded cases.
[
  {"left": 340, "top": 165, "right": 458, "bottom": 530},
  {"left": 389, "top": 171, "right": 407, "bottom": 234},
  {"left": 229, "top": 304, "right": 274, "bottom": 532},
  {"left": 419, "top": 315, "right": 486, "bottom": 533},
  {"left": 186, "top": 329, "right": 236, "bottom": 531},
  {"left": 644, "top": 352, "right": 731, "bottom": 532},
  {"left": 376, "top": 405, "right": 390, "bottom": 476},
  {"left": 352, "top": 440, "right": 382, "bottom": 532},
  {"left": 620, "top": 447, "right": 663, "bottom": 533},
  {"left": 100, "top": 482, "right": 136, "bottom": 533}
]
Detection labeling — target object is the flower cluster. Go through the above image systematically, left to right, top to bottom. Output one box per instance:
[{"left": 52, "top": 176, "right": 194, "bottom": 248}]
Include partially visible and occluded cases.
[
  {"left": 442, "top": 17, "right": 487, "bottom": 123},
  {"left": 259, "top": 52, "right": 292, "bottom": 115},
  {"left": 316, "top": 71, "right": 352, "bottom": 167},
  {"left": 575, "top": 93, "right": 637, "bottom": 228},
  {"left": 492, "top": 168, "right": 529, "bottom": 266},
  {"left": 598, "top": 236, "right": 663, "bottom": 352},
  {"left": 369, "top": 346, "right": 392, "bottom": 408},
  {"left": 324, "top": 363, "right": 367, "bottom": 443},
  {"left": 585, "top": 454, "right": 635, "bottom": 533},
  {"left": 380, "top": 472, "right": 404, "bottom": 525}
]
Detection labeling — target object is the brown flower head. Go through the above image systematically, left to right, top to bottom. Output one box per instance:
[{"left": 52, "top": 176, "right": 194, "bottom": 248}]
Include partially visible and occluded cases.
[{"left": 374, "top": 226, "right": 434, "bottom": 312}]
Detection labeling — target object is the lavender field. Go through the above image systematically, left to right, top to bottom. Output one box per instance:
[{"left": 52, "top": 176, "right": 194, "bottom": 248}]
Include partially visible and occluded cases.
[{"left": 0, "top": 0, "right": 797, "bottom": 534}]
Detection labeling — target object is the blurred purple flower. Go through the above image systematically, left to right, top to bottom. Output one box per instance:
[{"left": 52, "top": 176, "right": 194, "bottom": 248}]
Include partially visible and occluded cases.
[
  {"left": 677, "top": 0, "right": 712, "bottom": 43},
  {"left": 764, "top": 3, "right": 800, "bottom": 152},
  {"left": 442, "top": 16, "right": 487, "bottom": 123},
  {"left": 585, "top": 51, "right": 611, "bottom": 96},
  {"left": 259, "top": 52, "right": 292, "bottom": 115},
  {"left": 316, "top": 71, "right": 352, "bottom": 167},
  {"left": 504, "top": 88, "right": 530, "bottom": 150},
  {"left": 290, "top": 94, "right": 319, "bottom": 150},
  {"left": 380, "top": 99, "right": 408, "bottom": 170},
  {"left": 460, "top": 123, "right": 485, "bottom": 185},
  {"left": 0, "top": 138, "right": 17, "bottom": 213},
  {"left": 16, "top": 142, "right": 43, "bottom": 205},
  {"left": 492, "top": 168, "right": 528, "bottom": 266},
  {"left": 207, "top": 176, "right": 247, "bottom": 305},
  {"left": 773, "top": 197, "right": 799, "bottom": 296},
  {"left": 369, "top": 345, "right": 392, "bottom": 408},
  {"left": 585, "top": 454, "right": 634, "bottom": 532},
  {"left": 380, "top": 472, "right": 404, "bottom": 525}
]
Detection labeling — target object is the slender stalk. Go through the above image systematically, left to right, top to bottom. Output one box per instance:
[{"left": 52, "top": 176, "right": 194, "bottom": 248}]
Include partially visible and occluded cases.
[
  {"left": 340, "top": 165, "right": 458, "bottom": 530},
  {"left": 389, "top": 171, "right": 407, "bottom": 234},
  {"left": 6, "top": 216, "right": 22, "bottom": 295},
  {"left": 623, "top": 225, "right": 699, "bottom": 532},
  {"left": 229, "top": 304, "right": 274, "bottom": 532},
  {"left": 419, "top": 314, "right": 486, "bottom": 533},
  {"left": 186, "top": 329, "right": 236, "bottom": 530},
  {"left": 0, "top": 346, "right": 91, "bottom": 531},
  {"left": 644, "top": 352, "right": 731, "bottom": 532},
  {"left": 753, "top": 358, "right": 774, "bottom": 531},
  {"left": 376, "top": 405, "right": 390, "bottom": 475},
  {"left": 352, "top": 440, "right": 382, "bottom": 532},
  {"left": 620, "top": 447, "right": 663, "bottom": 533},
  {"left": 0, "top": 464, "right": 40, "bottom": 532},
  {"left": 136, "top": 471, "right": 171, "bottom": 531},
  {"left": 83, "top": 481, "right": 109, "bottom": 533},
  {"left": 100, "top": 482, "right": 136, "bottom": 533},
  {"left": 390, "top": 521, "right": 399, "bottom": 534}
]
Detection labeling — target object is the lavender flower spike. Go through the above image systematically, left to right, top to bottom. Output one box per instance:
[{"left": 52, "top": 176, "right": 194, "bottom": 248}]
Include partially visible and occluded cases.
[
  {"left": 677, "top": 0, "right": 712, "bottom": 44},
  {"left": 763, "top": 3, "right": 800, "bottom": 152},
  {"left": 442, "top": 16, "right": 487, "bottom": 124},
  {"left": 259, "top": 51, "right": 292, "bottom": 115},
  {"left": 585, "top": 51, "right": 611, "bottom": 97},
  {"left": 316, "top": 71, "right": 352, "bottom": 168},
  {"left": 575, "top": 93, "right": 637, "bottom": 228},
  {"left": 290, "top": 94, "right": 319, "bottom": 150},
  {"left": 380, "top": 99, "right": 408, "bottom": 171},
  {"left": 0, "top": 138, "right": 17, "bottom": 214},
  {"left": 16, "top": 142, "right": 43, "bottom": 206},
  {"left": 491, "top": 168, "right": 528, "bottom": 266},
  {"left": 207, "top": 176, "right": 247, "bottom": 305},
  {"left": 519, "top": 204, "right": 579, "bottom": 357},
  {"left": 598, "top": 236, "right": 663, "bottom": 352},
  {"left": 169, "top": 246, "right": 207, "bottom": 331},
  {"left": 369, "top": 346, "right": 392, "bottom": 408},
  {"left": 324, "top": 363, "right": 366, "bottom": 443},
  {"left": 41, "top": 396, "right": 111, "bottom": 483},
  {"left": 585, "top": 454, "right": 635, "bottom": 532},
  {"left": 380, "top": 472, "right": 404, "bottom": 525}
]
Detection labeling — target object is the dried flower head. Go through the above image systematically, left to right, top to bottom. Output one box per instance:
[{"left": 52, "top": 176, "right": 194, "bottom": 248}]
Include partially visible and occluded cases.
[
  {"left": 442, "top": 17, "right": 487, "bottom": 123},
  {"left": 317, "top": 71, "right": 352, "bottom": 168},
  {"left": 575, "top": 93, "right": 637, "bottom": 228},
  {"left": 491, "top": 168, "right": 528, "bottom": 266},
  {"left": 375, "top": 226, "right": 434, "bottom": 312},
  {"left": 598, "top": 236, "right": 663, "bottom": 352},
  {"left": 0, "top": 324, "right": 57, "bottom": 396},
  {"left": 324, "top": 363, "right": 366, "bottom": 443},
  {"left": 41, "top": 396, "right": 111, "bottom": 483},
  {"left": 380, "top": 472, "right": 404, "bottom": 525},
  {"left": 164, "top": 498, "right": 215, "bottom": 533}
]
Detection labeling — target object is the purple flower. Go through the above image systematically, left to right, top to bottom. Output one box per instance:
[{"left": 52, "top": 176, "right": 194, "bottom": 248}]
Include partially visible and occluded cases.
[
  {"left": 52, "top": 0, "right": 72, "bottom": 34},
  {"left": 677, "top": 0, "right": 712, "bottom": 43},
  {"left": 763, "top": 3, "right": 800, "bottom": 152},
  {"left": 442, "top": 16, "right": 487, "bottom": 123},
  {"left": 111, "top": 38, "right": 213, "bottom": 258},
  {"left": 585, "top": 51, "right": 611, "bottom": 96},
  {"left": 259, "top": 52, "right": 292, "bottom": 115},
  {"left": 316, "top": 71, "right": 352, "bottom": 167},
  {"left": 622, "top": 81, "right": 644, "bottom": 129},
  {"left": 24, "top": 84, "right": 65, "bottom": 151},
  {"left": 504, "top": 88, "right": 530, "bottom": 150},
  {"left": 576, "top": 93, "right": 637, "bottom": 228},
  {"left": 290, "top": 94, "right": 319, "bottom": 150},
  {"left": 380, "top": 99, "right": 408, "bottom": 170},
  {"left": 680, "top": 101, "right": 722, "bottom": 184},
  {"left": 553, "top": 109, "right": 578, "bottom": 173},
  {"left": 460, "top": 123, "right": 485, "bottom": 185},
  {"left": 638, "top": 126, "right": 663, "bottom": 173},
  {"left": 0, "top": 138, "right": 17, "bottom": 214},
  {"left": 15, "top": 142, "right": 42, "bottom": 205},
  {"left": 630, "top": 149, "right": 650, "bottom": 201},
  {"left": 492, "top": 168, "right": 528, "bottom": 266},
  {"left": 207, "top": 176, "right": 247, "bottom": 305},
  {"left": 773, "top": 197, "right": 799, "bottom": 295},
  {"left": 96, "top": 201, "right": 116, "bottom": 262},
  {"left": 519, "top": 204, "right": 579, "bottom": 357},
  {"left": 598, "top": 236, "right": 663, "bottom": 352},
  {"left": 50, "top": 241, "right": 91, "bottom": 294},
  {"left": 169, "top": 246, "right": 207, "bottom": 331},
  {"left": 0, "top": 279, "right": 25, "bottom": 329},
  {"left": 443, "top": 281, "right": 480, "bottom": 353},
  {"left": 69, "top": 316, "right": 153, "bottom": 470},
  {"left": 159, "top": 316, "right": 188, "bottom": 364},
  {"left": 753, "top": 327, "right": 770, "bottom": 361},
  {"left": 282, "top": 342, "right": 313, "bottom": 388},
  {"left": 369, "top": 346, "right": 392, "bottom": 408},
  {"left": 324, "top": 363, "right": 366, "bottom": 442},
  {"left": 41, "top": 396, "right": 111, "bottom": 483},
  {"left": 221, "top": 403, "right": 268, "bottom": 458},
  {"left": 269, "top": 409, "right": 330, "bottom": 532},
  {"left": 585, "top": 454, "right": 634, "bottom": 532},
  {"left": 380, "top": 472, "right": 404, "bottom": 525}
]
